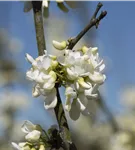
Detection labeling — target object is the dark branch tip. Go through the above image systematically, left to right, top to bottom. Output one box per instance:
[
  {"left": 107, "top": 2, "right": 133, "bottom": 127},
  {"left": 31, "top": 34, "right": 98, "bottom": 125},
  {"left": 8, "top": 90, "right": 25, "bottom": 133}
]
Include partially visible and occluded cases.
[{"left": 98, "top": 2, "right": 103, "bottom": 7}]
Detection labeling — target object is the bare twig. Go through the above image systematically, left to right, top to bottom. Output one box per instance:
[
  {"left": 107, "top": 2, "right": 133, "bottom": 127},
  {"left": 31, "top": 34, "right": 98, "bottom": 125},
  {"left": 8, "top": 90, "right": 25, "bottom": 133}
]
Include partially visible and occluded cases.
[
  {"left": 32, "top": 1, "right": 46, "bottom": 55},
  {"left": 67, "top": 2, "right": 107, "bottom": 50}
]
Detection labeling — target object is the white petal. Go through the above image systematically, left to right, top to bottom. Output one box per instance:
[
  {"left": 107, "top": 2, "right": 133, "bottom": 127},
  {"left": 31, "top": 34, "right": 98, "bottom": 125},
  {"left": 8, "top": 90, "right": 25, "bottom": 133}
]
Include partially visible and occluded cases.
[
  {"left": 42, "top": 0, "right": 48, "bottom": 7},
  {"left": 25, "top": 53, "right": 35, "bottom": 64},
  {"left": 57, "top": 55, "right": 66, "bottom": 66},
  {"left": 42, "top": 56, "right": 51, "bottom": 70},
  {"left": 99, "top": 64, "right": 105, "bottom": 72},
  {"left": 67, "top": 68, "right": 78, "bottom": 80},
  {"left": 26, "top": 69, "right": 39, "bottom": 81},
  {"left": 35, "top": 72, "right": 45, "bottom": 83},
  {"left": 89, "top": 72, "right": 106, "bottom": 84},
  {"left": 78, "top": 77, "right": 91, "bottom": 89},
  {"left": 43, "top": 81, "right": 55, "bottom": 91},
  {"left": 91, "top": 84, "right": 99, "bottom": 94},
  {"left": 32, "top": 85, "right": 40, "bottom": 97},
  {"left": 65, "top": 87, "right": 77, "bottom": 98},
  {"left": 44, "top": 88, "right": 57, "bottom": 109},
  {"left": 85, "top": 88, "right": 98, "bottom": 100},
  {"left": 77, "top": 93, "right": 88, "bottom": 111},
  {"left": 65, "top": 97, "right": 72, "bottom": 111},
  {"left": 69, "top": 99, "right": 80, "bottom": 121},
  {"left": 81, "top": 108, "right": 91, "bottom": 116},
  {"left": 21, "top": 120, "right": 36, "bottom": 133},
  {"left": 25, "top": 130, "right": 41, "bottom": 142},
  {"left": 11, "top": 142, "right": 20, "bottom": 150}
]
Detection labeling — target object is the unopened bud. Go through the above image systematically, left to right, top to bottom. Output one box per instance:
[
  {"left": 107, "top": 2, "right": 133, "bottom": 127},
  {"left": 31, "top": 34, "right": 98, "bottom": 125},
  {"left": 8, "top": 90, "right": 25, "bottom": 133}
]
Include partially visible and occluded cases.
[
  {"left": 52, "top": 40, "right": 67, "bottom": 50},
  {"left": 81, "top": 46, "right": 89, "bottom": 54},
  {"left": 91, "top": 47, "right": 98, "bottom": 54},
  {"left": 51, "top": 60, "right": 58, "bottom": 69},
  {"left": 39, "top": 145, "right": 45, "bottom": 150}
]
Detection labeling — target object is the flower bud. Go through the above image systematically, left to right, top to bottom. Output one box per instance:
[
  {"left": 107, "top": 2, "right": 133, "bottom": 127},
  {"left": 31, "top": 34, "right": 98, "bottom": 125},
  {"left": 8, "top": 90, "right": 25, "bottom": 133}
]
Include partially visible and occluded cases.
[
  {"left": 52, "top": 40, "right": 67, "bottom": 50},
  {"left": 81, "top": 46, "right": 89, "bottom": 54},
  {"left": 91, "top": 47, "right": 98, "bottom": 55},
  {"left": 25, "top": 53, "right": 35, "bottom": 64},
  {"left": 49, "top": 55, "right": 57, "bottom": 60},
  {"left": 51, "top": 60, "right": 58, "bottom": 69},
  {"left": 49, "top": 71, "right": 57, "bottom": 81},
  {"left": 78, "top": 77, "right": 91, "bottom": 89},
  {"left": 32, "top": 86, "right": 40, "bottom": 97},
  {"left": 39, "top": 145, "right": 45, "bottom": 150}
]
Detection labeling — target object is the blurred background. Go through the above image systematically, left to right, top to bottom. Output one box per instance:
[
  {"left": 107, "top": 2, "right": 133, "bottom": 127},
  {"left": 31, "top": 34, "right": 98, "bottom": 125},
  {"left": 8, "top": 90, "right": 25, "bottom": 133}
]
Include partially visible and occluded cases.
[{"left": 0, "top": 1, "right": 135, "bottom": 150}]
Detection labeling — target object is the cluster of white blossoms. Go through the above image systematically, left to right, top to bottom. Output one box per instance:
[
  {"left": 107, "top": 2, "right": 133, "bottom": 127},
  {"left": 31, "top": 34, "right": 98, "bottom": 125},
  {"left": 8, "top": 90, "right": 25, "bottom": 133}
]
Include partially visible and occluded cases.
[
  {"left": 26, "top": 40, "right": 106, "bottom": 120},
  {"left": 12, "top": 121, "right": 46, "bottom": 150}
]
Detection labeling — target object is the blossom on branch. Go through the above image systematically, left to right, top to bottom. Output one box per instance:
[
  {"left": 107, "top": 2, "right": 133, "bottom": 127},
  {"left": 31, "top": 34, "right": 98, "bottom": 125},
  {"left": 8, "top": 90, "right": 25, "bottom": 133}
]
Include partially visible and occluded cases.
[
  {"left": 25, "top": 41, "right": 106, "bottom": 120},
  {"left": 12, "top": 120, "right": 46, "bottom": 150}
]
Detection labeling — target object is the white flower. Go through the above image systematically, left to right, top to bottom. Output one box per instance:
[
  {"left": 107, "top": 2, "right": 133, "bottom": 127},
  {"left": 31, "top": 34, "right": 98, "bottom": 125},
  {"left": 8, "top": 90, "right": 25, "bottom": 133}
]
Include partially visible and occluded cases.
[
  {"left": 26, "top": 52, "right": 58, "bottom": 109},
  {"left": 21, "top": 120, "right": 36, "bottom": 134},
  {"left": 25, "top": 130, "right": 41, "bottom": 142}
]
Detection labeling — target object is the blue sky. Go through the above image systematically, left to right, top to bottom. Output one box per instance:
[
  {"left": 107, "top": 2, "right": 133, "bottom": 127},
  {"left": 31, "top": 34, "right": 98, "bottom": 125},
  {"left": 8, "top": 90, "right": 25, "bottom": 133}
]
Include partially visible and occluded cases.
[{"left": 0, "top": 1, "right": 135, "bottom": 126}]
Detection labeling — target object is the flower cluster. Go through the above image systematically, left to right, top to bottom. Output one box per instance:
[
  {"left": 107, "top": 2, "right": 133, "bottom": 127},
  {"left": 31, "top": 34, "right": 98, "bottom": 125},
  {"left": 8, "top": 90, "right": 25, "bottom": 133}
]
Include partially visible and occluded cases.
[
  {"left": 26, "top": 40, "right": 106, "bottom": 120},
  {"left": 12, "top": 121, "right": 46, "bottom": 150}
]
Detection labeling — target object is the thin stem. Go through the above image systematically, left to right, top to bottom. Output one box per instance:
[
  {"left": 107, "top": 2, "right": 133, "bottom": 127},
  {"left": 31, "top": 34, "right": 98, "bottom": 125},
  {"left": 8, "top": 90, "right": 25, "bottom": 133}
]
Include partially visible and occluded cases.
[
  {"left": 32, "top": 1, "right": 46, "bottom": 55},
  {"left": 67, "top": 2, "right": 107, "bottom": 50},
  {"left": 55, "top": 86, "right": 69, "bottom": 129}
]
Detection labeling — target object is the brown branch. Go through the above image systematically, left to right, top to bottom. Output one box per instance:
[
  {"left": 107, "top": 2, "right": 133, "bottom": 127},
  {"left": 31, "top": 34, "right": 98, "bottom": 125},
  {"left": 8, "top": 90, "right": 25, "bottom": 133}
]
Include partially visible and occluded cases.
[
  {"left": 32, "top": 1, "right": 46, "bottom": 55},
  {"left": 67, "top": 2, "right": 107, "bottom": 50}
]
